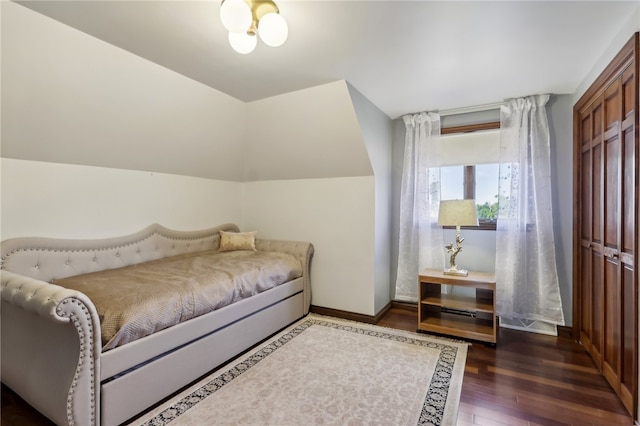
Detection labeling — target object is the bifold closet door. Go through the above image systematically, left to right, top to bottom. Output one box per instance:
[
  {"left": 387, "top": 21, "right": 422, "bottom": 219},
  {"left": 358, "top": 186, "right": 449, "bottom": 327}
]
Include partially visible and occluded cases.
[{"left": 574, "top": 32, "right": 638, "bottom": 418}]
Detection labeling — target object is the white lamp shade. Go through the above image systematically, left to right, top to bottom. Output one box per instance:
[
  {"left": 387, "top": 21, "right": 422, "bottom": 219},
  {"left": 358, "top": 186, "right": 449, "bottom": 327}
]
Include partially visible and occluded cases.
[
  {"left": 220, "top": 0, "right": 252, "bottom": 33},
  {"left": 258, "top": 12, "right": 288, "bottom": 47},
  {"left": 228, "top": 31, "right": 257, "bottom": 54},
  {"left": 438, "top": 199, "right": 479, "bottom": 227}
]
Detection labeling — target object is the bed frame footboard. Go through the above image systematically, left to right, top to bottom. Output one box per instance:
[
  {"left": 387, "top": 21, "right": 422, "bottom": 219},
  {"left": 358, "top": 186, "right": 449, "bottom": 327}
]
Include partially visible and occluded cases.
[{"left": 1, "top": 271, "right": 101, "bottom": 426}]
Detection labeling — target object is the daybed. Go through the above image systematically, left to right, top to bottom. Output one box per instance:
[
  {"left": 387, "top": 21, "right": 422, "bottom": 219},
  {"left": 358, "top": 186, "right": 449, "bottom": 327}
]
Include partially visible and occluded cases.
[{"left": 0, "top": 223, "right": 314, "bottom": 426}]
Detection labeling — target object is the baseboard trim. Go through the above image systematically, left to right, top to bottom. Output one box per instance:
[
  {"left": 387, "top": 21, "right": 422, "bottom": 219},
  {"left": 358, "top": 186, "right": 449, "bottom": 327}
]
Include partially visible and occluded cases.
[
  {"left": 390, "top": 300, "right": 418, "bottom": 312},
  {"left": 310, "top": 302, "right": 392, "bottom": 325},
  {"left": 312, "top": 302, "right": 575, "bottom": 341},
  {"left": 557, "top": 325, "right": 573, "bottom": 339}
]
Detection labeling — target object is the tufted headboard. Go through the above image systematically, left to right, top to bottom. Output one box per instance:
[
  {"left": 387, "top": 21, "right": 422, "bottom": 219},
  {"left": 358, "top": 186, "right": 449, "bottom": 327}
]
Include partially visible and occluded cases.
[{"left": 0, "top": 223, "right": 240, "bottom": 283}]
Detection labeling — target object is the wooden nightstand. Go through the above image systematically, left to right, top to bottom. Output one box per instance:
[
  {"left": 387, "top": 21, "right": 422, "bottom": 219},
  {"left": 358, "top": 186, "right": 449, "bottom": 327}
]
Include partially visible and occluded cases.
[{"left": 418, "top": 268, "right": 497, "bottom": 344}]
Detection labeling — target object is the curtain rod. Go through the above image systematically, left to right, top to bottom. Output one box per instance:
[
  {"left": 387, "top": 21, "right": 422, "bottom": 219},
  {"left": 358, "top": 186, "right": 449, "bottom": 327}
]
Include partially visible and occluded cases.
[{"left": 436, "top": 101, "right": 505, "bottom": 117}]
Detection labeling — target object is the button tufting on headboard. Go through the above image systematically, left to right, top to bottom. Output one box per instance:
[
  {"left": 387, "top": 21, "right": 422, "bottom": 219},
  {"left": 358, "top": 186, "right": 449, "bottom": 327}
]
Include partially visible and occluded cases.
[{"left": 1, "top": 223, "right": 240, "bottom": 281}]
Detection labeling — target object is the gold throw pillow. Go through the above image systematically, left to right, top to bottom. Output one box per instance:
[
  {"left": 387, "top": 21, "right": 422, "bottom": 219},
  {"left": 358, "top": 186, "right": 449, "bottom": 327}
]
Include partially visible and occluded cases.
[{"left": 219, "top": 230, "right": 257, "bottom": 251}]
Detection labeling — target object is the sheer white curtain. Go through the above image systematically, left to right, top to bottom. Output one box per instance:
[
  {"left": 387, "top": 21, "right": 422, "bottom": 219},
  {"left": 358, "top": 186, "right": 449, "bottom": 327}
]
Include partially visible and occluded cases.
[
  {"left": 496, "top": 95, "right": 565, "bottom": 332},
  {"left": 395, "top": 112, "right": 444, "bottom": 301}
]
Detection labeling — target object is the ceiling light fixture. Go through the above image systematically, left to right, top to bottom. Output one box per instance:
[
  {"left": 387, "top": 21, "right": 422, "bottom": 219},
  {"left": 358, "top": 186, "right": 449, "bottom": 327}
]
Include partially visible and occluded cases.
[{"left": 220, "top": 0, "right": 288, "bottom": 54}]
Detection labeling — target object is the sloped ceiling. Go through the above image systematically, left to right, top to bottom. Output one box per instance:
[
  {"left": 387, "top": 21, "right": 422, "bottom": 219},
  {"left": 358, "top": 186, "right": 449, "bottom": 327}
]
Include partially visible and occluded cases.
[
  {"left": 13, "top": 0, "right": 640, "bottom": 119},
  {"left": 2, "top": 2, "right": 371, "bottom": 181},
  {"left": 245, "top": 81, "right": 373, "bottom": 181}
]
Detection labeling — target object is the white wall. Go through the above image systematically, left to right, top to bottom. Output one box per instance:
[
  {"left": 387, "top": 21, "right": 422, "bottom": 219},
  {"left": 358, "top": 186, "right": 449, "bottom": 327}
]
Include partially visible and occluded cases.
[
  {"left": 1, "top": 1, "right": 247, "bottom": 181},
  {"left": 573, "top": 5, "right": 640, "bottom": 104},
  {"left": 347, "top": 84, "right": 393, "bottom": 314},
  {"left": 1, "top": 159, "right": 242, "bottom": 240},
  {"left": 242, "top": 177, "right": 376, "bottom": 315}
]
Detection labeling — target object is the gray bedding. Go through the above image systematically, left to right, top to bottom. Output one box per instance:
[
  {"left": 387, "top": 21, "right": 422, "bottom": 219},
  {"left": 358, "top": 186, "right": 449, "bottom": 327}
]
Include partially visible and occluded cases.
[{"left": 53, "top": 249, "right": 303, "bottom": 351}]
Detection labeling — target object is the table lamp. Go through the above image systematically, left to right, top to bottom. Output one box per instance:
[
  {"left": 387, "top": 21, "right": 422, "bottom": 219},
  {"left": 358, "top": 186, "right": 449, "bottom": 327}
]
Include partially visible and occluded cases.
[{"left": 438, "top": 199, "right": 478, "bottom": 276}]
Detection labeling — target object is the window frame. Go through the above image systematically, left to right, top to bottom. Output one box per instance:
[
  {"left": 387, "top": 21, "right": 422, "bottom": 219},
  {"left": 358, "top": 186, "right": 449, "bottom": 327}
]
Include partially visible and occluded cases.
[{"left": 441, "top": 121, "right": 500, "bottom": 231}]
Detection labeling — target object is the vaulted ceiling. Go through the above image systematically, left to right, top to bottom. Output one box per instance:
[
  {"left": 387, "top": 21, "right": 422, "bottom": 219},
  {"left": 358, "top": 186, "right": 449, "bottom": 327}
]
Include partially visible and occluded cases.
[{"left": 16, "top": 0, "right": 639, "bottom": 119}]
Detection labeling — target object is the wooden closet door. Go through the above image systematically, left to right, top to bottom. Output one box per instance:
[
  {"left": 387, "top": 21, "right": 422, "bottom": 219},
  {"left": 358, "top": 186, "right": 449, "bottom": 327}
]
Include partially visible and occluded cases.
[{"left": 574, "top": 32, "right": 638, "bottom": 418}]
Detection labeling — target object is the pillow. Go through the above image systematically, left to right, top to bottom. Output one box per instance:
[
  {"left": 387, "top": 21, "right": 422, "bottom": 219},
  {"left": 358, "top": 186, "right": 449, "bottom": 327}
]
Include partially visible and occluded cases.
[{"left": 219, "top": 230, "right": 257, "bottom": 252}]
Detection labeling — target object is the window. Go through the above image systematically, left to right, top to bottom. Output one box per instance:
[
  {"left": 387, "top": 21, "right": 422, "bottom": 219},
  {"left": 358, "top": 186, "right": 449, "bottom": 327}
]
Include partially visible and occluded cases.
[
  {"left": 440, "top": 122, "right": 500, "bottom": 230},
  {"left": 441, "top": 164, "right": 499, "bottom": 230}
]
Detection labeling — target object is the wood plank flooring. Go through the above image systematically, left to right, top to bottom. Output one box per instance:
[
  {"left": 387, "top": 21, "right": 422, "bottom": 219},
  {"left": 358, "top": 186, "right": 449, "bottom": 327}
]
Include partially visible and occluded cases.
[
  {"left": 2, "top": 307, "right": 635, "bottom": 425},
  {"left": 378, "top": 307, "right": 635, "bottom": 426}
]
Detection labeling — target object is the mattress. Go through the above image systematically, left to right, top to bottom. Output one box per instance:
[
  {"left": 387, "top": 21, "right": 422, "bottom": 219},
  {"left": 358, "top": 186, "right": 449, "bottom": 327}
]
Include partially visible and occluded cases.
[{"left": 53, "top": 249, "right": 302, "bottom": 351}]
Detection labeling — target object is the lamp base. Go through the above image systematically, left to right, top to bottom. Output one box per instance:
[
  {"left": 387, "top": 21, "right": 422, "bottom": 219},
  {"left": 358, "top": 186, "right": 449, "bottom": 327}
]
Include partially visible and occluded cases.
[{"left": 443, "top": 267, "right": 468, "bottom": 277}]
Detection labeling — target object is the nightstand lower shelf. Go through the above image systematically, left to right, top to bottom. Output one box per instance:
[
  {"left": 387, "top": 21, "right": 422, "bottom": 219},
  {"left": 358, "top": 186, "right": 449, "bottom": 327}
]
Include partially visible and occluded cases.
[{"left": 419, "top": 311, "right": 494, "bottom": 343}]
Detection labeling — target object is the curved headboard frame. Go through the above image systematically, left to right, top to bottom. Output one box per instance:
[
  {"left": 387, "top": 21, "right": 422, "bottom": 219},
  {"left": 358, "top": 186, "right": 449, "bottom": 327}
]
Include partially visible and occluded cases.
[{"left": 0, "top": 223, "right": 240, "bottom": 282}]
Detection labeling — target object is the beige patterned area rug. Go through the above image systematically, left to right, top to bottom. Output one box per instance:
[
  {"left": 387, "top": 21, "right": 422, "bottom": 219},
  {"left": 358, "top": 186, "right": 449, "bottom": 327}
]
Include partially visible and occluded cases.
[{"left": 133, "top": 314, "right": 468, "bottom": 426}]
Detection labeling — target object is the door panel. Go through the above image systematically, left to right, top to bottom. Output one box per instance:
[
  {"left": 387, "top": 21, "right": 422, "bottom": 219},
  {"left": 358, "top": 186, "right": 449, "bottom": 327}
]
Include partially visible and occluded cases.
[
  {"left": 579, "top": 132, "right": 594, "bottom": 347},
  {"left": 603, "top": 134, "right": 619, "bottom": 250},
  {"left": 581, "top": 146, "right": 592, "bottom": 240},
  {"left": 579, "top": 244, "right": 592, "bottom": 347},
  {"left": 591, "top": 249, "right": 603, "bottom": 364},
  {"left": 603, "top": 257, "right": 620, "bottom": 386},
  {"left": 621, "top": 264, "right": 635, "bottom": 414}
]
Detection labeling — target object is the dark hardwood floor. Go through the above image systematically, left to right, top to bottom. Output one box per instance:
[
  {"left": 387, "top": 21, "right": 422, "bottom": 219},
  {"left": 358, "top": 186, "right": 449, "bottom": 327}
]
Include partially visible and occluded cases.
[
  {"left": 2, "top": 307, "right": 635, "bottom": 425},
  {"left": 378, "top": 307, "right": 635, "bottom": 426}
]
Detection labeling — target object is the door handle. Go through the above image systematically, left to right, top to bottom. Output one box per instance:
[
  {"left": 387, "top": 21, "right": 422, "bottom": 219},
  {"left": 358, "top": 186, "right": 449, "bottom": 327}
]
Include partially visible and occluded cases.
[{"left": 603, "top": 247, "right": 619, "bottom": 259}]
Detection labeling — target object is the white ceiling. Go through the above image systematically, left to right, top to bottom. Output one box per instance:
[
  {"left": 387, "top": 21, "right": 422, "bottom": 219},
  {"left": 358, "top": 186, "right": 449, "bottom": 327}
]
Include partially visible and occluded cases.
[{"left": 16, "top": 0, "right": 639, "bottom": 119}]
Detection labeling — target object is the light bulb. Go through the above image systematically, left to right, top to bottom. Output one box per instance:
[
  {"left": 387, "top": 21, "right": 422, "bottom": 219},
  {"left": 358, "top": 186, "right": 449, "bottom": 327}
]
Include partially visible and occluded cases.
[
  {"left": 220, "top": 0, "right": 252, "bottom": 33},
  {"left": 258, "top": 12, "right": 288, "bottom": 47},
  {"left": 228, "top": 31, "right": 257, "bottom": 54}
]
